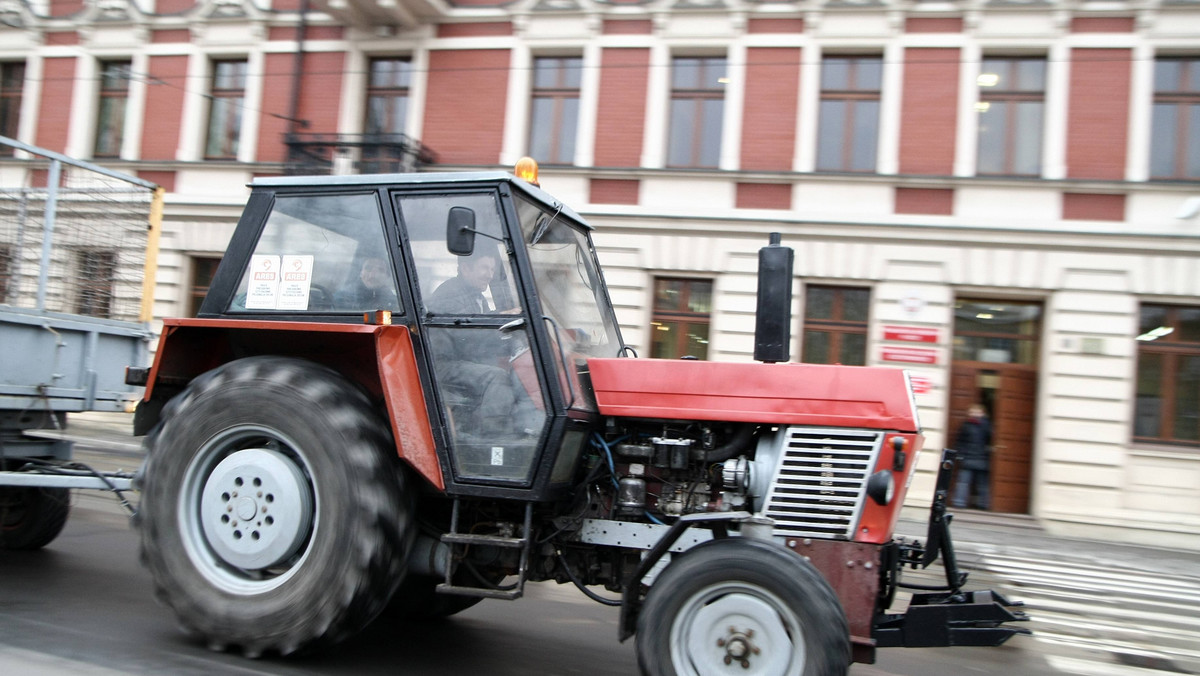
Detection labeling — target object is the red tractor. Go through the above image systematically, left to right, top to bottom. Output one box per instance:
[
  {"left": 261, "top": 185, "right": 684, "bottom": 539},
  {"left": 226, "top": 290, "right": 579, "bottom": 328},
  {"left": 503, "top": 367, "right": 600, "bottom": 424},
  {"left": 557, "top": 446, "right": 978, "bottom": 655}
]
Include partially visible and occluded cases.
[{"left": 128, "top": 164, "right": 1027, "bottom": 674}]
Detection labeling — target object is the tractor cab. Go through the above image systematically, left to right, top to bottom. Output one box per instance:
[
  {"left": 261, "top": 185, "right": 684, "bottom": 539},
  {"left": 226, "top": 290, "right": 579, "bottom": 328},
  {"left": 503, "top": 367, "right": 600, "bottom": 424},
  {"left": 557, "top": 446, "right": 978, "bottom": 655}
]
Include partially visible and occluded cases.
[{"left": 194, "top": 170, "right": 624, "bottom": 497}]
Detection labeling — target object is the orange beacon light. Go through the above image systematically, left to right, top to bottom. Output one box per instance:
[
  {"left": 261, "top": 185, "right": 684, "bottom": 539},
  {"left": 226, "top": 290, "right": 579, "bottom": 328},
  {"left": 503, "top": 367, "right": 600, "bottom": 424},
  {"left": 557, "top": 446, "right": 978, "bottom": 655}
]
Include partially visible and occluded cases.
[{"left": 514, "top": 157, "right": 540, "bottom": 186}]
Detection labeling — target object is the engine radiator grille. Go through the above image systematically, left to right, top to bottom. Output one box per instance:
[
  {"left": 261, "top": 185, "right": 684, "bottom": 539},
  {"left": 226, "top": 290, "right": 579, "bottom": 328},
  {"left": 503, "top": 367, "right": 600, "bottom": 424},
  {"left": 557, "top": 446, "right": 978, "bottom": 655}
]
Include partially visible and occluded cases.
[{"left": 760, "top": 427, "right": 885, "bottom": 540}]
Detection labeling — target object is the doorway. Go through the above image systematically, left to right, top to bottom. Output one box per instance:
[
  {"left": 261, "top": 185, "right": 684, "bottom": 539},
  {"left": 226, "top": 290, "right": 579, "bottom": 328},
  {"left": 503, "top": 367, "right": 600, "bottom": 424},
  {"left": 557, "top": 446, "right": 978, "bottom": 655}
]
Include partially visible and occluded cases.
[{"left": 948, "top": 299, "right": 1041, "bottom": 514}]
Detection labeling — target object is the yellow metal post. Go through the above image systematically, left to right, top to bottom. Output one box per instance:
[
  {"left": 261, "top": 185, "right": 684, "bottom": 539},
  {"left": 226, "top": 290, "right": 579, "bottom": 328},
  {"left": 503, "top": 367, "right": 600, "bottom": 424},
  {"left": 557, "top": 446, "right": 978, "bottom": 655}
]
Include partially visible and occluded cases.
[{"left": 140, "top": 186, "right": 165, "bottom": 323}]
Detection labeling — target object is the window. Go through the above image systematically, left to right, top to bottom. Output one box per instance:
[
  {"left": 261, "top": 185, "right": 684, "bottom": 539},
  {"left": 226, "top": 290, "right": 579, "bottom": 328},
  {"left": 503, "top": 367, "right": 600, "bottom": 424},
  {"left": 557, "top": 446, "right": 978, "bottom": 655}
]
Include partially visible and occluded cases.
[
  {"left": 529, "top": 56, "right": 581, "bottom": 165},
  {"left": 816, "top": 56, "right": 881, "bottom": 172},
  {"left": 365, "top": 57, "right": 411, "bottom": 136},
  {"left": 667, "top": 57, "right": 726, "bottom": 168},
  {"left": 976, "top": 57, "right": 1045, "bottom": 176},
  {"left": 1150, "top": 58, "right": 1200, "bottom": 180},
  {"left": 94, "top": 60, "right": 131, "bottom": 158},
  {"left": 205, "top": 60, "right": 247, "bottom": 159},
  {"left": 0, "top": 62, "right": 24, "bottom": 156},
  {"left": 231, "top": 193, "right": 398, "bottom": 314},
  {"left": 0, "top": 244, "right": 11, "bottom": 303},
  {"left": 76, "top": 249, "right": 116, "bottom": 318},
  {"left": 189, "top": 256, "right": 221, "bottom": 316},
  {"left": 650, "top": 278, "right": 712, "bottom": 360},
  {"left": 801, "top": 285, "right": 869, "bottom": 366},
  {"left": 952, "top": 300, "right": 1041, "bottom": 365},
  {"left": 1135, "top": 304, "right": 1200, "bottom": 445}
]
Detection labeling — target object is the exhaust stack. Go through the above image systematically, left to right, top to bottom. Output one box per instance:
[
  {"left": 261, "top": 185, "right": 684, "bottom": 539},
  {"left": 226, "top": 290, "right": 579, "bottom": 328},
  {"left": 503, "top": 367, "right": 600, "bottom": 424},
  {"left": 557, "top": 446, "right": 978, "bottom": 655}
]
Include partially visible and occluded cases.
[{"left": 753, "top": 232, "right": 794, "bottom": 363}]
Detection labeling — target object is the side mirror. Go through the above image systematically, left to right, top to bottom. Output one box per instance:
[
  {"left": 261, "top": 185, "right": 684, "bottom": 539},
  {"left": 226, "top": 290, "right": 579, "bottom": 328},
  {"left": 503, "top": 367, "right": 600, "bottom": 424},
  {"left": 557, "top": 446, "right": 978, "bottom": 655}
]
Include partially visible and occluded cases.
[{"left": 447, "top": 206, "right": 476, "bottom": 256}]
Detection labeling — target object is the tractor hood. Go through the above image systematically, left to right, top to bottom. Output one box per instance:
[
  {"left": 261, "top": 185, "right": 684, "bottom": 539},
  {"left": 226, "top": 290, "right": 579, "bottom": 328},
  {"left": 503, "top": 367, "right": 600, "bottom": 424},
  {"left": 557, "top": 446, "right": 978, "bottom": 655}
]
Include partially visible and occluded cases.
[{"left": 587, "top": 358, "right": 921, "bottom": 432}]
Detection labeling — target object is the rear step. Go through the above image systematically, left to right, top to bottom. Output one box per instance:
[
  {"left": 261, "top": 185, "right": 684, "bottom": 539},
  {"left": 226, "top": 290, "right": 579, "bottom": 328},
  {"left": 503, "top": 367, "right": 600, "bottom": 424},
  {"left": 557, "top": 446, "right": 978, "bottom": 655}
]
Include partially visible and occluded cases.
[{"left": 436, "top": 500, "right": 532, "bottom": 600}]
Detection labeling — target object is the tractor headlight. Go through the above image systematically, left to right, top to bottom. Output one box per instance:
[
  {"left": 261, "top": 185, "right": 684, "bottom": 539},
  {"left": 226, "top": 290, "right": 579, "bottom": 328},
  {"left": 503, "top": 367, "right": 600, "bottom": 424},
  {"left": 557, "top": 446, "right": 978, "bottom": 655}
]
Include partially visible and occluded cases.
[{"left": 867, "top": 470, "right": 896, "bottom": 506}]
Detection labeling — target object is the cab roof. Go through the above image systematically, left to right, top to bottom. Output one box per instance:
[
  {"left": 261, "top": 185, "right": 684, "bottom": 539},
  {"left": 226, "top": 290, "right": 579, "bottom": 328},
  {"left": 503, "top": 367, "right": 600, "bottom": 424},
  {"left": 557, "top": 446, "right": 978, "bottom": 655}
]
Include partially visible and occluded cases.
[{"left": 250, "top": 171, "right": 591, "bottom": 230}]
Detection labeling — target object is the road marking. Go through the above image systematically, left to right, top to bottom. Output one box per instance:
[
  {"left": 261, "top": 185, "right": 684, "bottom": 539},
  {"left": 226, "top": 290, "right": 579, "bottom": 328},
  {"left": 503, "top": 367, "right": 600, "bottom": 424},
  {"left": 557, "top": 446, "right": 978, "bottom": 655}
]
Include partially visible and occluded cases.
[{"left": 1046, "top": 655, "right": 1181, "bottom": 676}]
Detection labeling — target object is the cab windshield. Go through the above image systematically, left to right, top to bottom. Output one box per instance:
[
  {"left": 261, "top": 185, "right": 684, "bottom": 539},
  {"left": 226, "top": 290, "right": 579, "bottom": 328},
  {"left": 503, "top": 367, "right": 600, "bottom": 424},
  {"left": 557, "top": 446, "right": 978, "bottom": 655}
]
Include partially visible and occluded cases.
[{"left": 516, "top": 195, "right": 621, "bottom": 360}]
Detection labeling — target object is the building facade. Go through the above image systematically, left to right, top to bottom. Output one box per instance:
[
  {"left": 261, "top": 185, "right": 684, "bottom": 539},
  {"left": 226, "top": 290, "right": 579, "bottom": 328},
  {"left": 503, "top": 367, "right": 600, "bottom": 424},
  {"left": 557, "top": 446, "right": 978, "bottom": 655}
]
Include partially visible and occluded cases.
[{"left": 0, "top": 0, "right": 1198, "bottom": 548}]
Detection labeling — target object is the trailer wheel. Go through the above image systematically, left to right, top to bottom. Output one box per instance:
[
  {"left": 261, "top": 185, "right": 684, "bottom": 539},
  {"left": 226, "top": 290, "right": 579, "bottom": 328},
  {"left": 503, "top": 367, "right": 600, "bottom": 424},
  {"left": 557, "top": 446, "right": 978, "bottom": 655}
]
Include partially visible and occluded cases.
[
  {"left": 138, "top": 356, "right": 413, "bottom": 657},
  {"left": 0, "top": 487, "right": 70, "bottom": 550},
  {"left": 637, "top": 538, "right": 851, "bottom": 676}
]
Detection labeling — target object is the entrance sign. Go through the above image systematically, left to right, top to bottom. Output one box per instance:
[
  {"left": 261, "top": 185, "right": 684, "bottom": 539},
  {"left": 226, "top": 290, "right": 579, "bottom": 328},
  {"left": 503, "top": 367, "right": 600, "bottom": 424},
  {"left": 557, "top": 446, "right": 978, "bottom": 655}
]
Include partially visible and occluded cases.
[
  {"left": 883, "top": 325, "right": 939, "bottom": 343},
  {"left": 881, "top": 346, "right": 938, "bottom": 365}
]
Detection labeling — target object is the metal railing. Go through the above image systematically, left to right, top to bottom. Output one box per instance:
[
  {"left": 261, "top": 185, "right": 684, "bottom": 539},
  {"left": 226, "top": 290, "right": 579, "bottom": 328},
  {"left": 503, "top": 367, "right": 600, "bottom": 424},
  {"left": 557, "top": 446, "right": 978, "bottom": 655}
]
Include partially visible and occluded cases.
[{"left": 283, "top": 132, "right": 436, "bottom": 176}]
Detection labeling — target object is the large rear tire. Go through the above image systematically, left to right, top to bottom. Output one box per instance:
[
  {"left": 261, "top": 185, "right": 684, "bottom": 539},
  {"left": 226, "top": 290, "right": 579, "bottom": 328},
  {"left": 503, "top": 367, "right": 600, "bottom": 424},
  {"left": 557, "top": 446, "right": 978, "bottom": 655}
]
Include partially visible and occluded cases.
[
  {"left": 138, "top": 356, "right": 414, "bottom": 657},
  {"left": 0, "top": 486, "right": 70, "bottom": 550},
  {"left": 636, "top": 538, "right": 851, "bottom": 676}
]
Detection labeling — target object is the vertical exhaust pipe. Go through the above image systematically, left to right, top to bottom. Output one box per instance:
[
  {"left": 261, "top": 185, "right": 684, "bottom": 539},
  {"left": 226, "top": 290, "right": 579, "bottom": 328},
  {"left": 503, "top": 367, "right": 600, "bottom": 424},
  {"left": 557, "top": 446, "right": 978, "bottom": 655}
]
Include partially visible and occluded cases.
[{"left": 754, "top": 232, "right": 794, "bottom": 363}]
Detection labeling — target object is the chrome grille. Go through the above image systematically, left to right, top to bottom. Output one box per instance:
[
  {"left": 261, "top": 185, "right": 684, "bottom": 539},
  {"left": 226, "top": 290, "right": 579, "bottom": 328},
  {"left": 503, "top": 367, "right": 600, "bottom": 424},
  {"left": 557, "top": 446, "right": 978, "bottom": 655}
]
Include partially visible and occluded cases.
[{"left": 760, "top": 427, "right": 884, "bottom": 540}]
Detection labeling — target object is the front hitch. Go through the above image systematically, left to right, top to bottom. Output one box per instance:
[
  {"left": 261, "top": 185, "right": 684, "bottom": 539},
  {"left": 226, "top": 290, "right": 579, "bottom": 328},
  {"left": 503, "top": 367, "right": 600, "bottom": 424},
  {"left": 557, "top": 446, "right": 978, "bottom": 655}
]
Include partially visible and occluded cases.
[{"left": 873, "top": 448, "right": 1031, "bottom": 649}]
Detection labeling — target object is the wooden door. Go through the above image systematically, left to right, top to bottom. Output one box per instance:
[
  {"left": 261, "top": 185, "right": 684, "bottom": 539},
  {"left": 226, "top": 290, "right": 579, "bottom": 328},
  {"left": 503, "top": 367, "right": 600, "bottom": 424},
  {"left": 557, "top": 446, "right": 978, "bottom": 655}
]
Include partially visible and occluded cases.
[
  {"left": 947, "top": 364, "right": 1037, "bottom": 514},
  {"left": 991, "top": 368, "right": 1036, "bottom": 513}
]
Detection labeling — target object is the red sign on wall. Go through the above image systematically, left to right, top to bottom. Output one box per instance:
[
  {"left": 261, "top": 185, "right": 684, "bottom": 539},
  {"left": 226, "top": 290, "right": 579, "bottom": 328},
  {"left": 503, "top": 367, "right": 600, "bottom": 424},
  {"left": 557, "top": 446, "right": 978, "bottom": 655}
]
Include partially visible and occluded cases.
[
  {"left": 883, "top": 325, "right": 939, "bottom": 343},
  {"left": 881, "top": 346, "right": 939, "bottom": 365},
  {"left": 909, "top": 375, "right": 933, "bottom": 394}
]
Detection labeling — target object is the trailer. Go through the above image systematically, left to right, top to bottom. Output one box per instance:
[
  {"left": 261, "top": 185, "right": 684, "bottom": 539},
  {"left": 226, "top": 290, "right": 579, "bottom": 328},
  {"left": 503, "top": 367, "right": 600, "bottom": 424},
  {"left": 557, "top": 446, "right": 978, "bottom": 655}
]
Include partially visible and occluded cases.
[{"left": 0, "top": 136, "right": 162, "bottom": 548}]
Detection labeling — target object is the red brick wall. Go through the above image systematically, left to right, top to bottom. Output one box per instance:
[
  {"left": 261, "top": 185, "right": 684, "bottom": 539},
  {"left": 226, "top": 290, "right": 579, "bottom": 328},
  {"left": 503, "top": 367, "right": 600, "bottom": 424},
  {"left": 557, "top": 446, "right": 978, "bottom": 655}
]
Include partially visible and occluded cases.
[
  {"left": 47, "top": 0, "right": 83, "bottom": 16},
  {"left": 155, "top": 0, "right": 196, "bottom": 13},
  {"left": 1070, "top": 17, "right": 1135, "bottom": 33},
  {"left": 747, "top": 18, "right": 804, "bottom": 34},
  {"left": 905, "top": 18, "right": 964, "bottom": 33},
  {"left": 603, "top": 20, "right": 652, "bottom": 35},
  {"left": 436, "top": 22, "right": 512, "bottom": 38},
  {"left": 151, "top": 29, "right": 190, "bottom": 43},
  {"left": 44, "top": 32, "right": 79, "bottom": 46},
  {"left": 740, "top": 48, "right": 800, "bottom": 172},
  {"left": 899, "top": 48, "right": 960, "bottom": 175},
  {"left": 423, "top": 49, "right": 510, "bottom": 165},
  {"left": 594, "top": 49, "right": 650, "bottom": 168},
  {"left": 1066, "top": 49, "right": 1130, "bottom": 180},
  {"left": 257, "top": 52, "right": 345, "bottom": 163},
  {"left": 140, "top": 55, "right": 189, "bottom": 161},
  {"left": 35, "top": 57, "right": 76, "bottom": 152},
  {"left": 137, "top": 170, "right": 176, "bottom": 193},
  {"left": 590, "top": 178, "right": 639, "bottom": 205},
  {"left": 736, "top": 183, "right": 792, "bottom": 210},
  {"left": 895, "top": 187, "right": 954, "bottom": 215},
  {"left": 1062, "top": 193, "right": 1125, "bottom": 221}
]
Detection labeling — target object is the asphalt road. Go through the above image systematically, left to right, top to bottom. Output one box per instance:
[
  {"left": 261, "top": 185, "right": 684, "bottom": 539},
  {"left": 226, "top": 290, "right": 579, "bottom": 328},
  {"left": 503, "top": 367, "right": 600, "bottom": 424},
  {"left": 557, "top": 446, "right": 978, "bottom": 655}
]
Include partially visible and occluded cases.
[
  {"left": 4, "top": 430, "right": 1194, "bottom": 676},
  {"left": 0, "top": 494, "right": 1116, "bottom": 676}
]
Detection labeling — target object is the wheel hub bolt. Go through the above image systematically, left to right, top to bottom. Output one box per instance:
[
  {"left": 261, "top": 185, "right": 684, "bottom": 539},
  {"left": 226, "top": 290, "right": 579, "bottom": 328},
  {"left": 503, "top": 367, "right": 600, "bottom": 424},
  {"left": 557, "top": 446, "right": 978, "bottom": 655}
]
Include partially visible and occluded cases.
[{"left": 719, "top": 627, "right": 759, "bottom": 668}]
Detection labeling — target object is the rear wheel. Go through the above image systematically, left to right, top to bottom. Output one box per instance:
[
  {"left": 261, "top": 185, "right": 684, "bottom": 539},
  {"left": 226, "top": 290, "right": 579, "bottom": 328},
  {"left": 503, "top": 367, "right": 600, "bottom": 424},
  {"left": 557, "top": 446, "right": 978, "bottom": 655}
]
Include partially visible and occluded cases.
[
  {"left": 138, "top": 356, "right": 413, "bottom": 657},
  {"left": 0, "top": 486, "right": 70, "bottom": 550},
  {"left": 637, "top": 538, "right": 851, "bottom": 676}
]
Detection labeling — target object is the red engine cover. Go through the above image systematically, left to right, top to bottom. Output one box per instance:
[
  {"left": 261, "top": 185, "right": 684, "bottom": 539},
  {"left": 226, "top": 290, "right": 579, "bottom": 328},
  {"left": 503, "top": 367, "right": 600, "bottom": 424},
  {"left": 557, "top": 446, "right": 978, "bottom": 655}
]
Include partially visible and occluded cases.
[{"left": 588, "top": 358, "right": 920, "bottom": 432}]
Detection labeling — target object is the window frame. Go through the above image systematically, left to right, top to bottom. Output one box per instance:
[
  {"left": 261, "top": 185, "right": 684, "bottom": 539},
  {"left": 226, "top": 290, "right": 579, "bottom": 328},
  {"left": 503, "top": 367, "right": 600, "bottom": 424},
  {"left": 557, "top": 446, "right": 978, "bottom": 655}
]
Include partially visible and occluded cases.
[
  {"left": 528, "top": 55, "right": 582, "bottom": 166},
  {"left": 816, "top": 55, "right": 882, "bottom": 173},
  {"left": 364, "top": 56, "right": 411, "bottom": 137},
  {"left": 666, "top": 56, "right": 727, "bottom": 169},
  {"left": 975, "top": 56, "right": 1046, "bottom": 177},
  {"left": 1150, "top": 57, "right": 1200, "bottom": 180},
  {"left": 94, "top": 59, "right": 132, "bottom": 158},
  {"left": 204, "top": 59, "right": 248, "bottom": 160},
  {"left": 0, "top": 62, "right": 25, "bottom": 156},
  {"left": 188, "top": 256, "right": 222, "bottom": 317},
  {"left": 650, "top": 277, "right": 713, "bottom": 360},
  {"left": 800, "top": 285, "right": 870, "bottom": 366},
  {"left": 1135, "top": 303, "right": 1200, "bottom": 447}
]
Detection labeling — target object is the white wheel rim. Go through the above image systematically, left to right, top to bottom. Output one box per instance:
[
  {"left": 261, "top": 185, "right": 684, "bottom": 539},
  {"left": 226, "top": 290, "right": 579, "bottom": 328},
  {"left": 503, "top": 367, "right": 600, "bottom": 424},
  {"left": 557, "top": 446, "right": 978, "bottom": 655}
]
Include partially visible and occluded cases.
[
  {"left": 179, "top": 425, "right": 318, "bottom": 595},
  {"left": 670, "top": 581, "right": 805, "bottom": 676}
]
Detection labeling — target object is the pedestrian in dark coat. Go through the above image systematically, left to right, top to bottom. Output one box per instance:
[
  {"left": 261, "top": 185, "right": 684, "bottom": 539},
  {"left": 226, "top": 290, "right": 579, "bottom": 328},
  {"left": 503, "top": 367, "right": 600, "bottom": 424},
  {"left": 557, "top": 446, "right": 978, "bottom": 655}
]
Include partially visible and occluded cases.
[{"left": 952, "top": 403, "right": 992, "bottom": 509}]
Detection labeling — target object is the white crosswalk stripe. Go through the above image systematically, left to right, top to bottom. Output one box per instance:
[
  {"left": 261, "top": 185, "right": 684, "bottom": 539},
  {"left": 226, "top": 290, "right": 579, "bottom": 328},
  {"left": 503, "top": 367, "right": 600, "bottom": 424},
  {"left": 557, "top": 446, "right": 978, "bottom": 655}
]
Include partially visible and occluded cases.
[{"left": 944, "top": 543, "right": 1200, "bottom": 675}]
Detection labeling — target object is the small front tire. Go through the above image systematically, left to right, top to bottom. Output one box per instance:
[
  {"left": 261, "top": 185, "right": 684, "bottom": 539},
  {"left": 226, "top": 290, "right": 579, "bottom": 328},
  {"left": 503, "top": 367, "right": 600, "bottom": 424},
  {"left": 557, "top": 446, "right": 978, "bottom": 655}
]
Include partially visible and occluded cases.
[
  {"left": 0, "top": 486, "right": 70, "bottom": 550},
  {"left": 637, "top": 537, "right": 851, "bottom": 676}
]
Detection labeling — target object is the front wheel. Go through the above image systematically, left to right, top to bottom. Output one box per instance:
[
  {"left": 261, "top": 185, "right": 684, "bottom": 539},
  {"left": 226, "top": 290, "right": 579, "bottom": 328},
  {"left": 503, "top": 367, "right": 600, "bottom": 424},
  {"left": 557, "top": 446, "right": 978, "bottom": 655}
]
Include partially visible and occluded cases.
[
  {"left": 138, "top": 356, "right": 414, "bottom": 657},
  {"left": 637, "top": 538, "right": 851, "bottom": 676}
]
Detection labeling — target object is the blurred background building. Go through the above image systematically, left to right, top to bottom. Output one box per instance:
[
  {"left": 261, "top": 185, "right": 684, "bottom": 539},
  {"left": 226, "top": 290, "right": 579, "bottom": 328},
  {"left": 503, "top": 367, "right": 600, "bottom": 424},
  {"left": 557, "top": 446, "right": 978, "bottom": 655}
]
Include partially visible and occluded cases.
[{"left": 0, "top": 0, "right": 1198, "bottom": 548}]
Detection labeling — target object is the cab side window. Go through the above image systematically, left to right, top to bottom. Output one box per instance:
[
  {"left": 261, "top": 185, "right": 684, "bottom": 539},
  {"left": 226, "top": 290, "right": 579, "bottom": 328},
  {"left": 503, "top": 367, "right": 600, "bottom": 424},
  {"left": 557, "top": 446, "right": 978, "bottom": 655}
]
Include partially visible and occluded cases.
[{"left": 229, "top": 193, "right": 401, "bottom": 314}]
